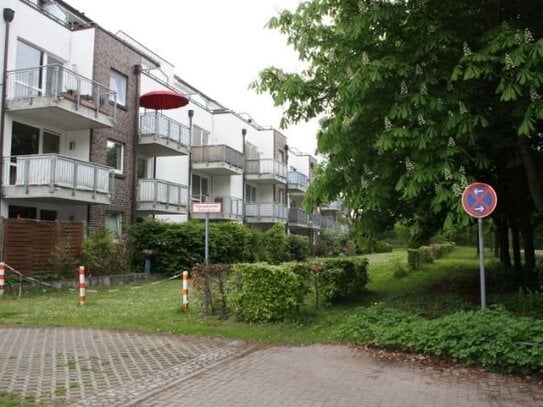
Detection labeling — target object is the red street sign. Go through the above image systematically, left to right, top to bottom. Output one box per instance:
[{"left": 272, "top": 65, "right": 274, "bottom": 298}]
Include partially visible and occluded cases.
[{"left": 462, "top": 182, "right": 497, "bottom": 218}]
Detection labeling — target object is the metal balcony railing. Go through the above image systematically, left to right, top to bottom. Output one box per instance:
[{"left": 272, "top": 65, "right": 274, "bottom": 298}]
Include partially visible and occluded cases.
[
  {"left": 6, "top": 64, "right": 116, "bottom": 121},
  {"left": 139, "top": 112, "right": 190, "bottom": 148},
  {"left": 191, "top": 145, "right": 244, "bottom": 170},
  {"left": 2, "top": 154, "right": 114, "bottom": 197},
  {"left": 245, "top": 159, "right": 287, "bottom": 179},
  {"left": 287, "top": 171, "right": 309, "bottom": 190},
  {"left": 138, "top": 179, "right": 188, "bottom": 209},
  {"left": 321, "top": 200, "right": 342, "bottom": 211},
  {"left": 245, "top": 203, "right": 288, "bottom": 220},
  {"left": 289, "top": 208, "right": 309, "bottom": 225}
]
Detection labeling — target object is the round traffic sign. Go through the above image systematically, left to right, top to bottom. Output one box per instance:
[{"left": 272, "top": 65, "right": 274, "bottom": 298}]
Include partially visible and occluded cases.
[{"left": 462, "top": 182, "right": 497, "bottom": 218}]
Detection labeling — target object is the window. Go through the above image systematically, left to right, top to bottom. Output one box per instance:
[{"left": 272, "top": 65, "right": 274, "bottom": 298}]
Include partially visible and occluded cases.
[
  {"left": 109, "top": 70, "right": 127, "bottom": 106},
  {"left": 11, "top": 122, "right": 60, "bottom": 155},
  {"left": 192, "top": 126, "right": 210, "bottom": 146},
  {"left": 106, "top": 140, "right": 123, "bottom": 174},
  {"left": 278, "top": 150, "right": 285, "bottom": 163},
  {"left": 136, "top": 158, "right": 147, "bottom": 179},
  {"left": 191, "top": 174, "right": 209, "bottom": 200},
  {"left": 245, "top": 184, "right": 256, "bottom": 202},
  {"left": 277, "top": 188, "right": 285, "bottom": 204},
  {"left": 8, "top": 205, "right": 37, "bottom": 219},
  {"left": 40, "top": 209, "right": 58, "bottom": 221},
  {"left": 105, "top": 213, "right": 122, "bottom": 239}
]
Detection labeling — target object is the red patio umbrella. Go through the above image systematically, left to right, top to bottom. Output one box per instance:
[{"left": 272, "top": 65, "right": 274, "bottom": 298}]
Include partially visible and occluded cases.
[{"left": 139, "top": 89, "right": 189, "bottom": 110}]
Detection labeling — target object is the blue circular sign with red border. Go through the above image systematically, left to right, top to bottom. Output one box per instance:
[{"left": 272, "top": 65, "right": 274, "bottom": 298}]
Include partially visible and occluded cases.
[{"left": 462, "top": 182, "right": 498, "bottom": 218}]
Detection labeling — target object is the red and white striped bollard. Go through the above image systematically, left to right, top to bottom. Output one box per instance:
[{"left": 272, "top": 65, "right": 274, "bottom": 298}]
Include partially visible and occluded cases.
[
  {"left": 0, "top": 262, "right": 5, "bottom": 296},
  {"left": 79, "top": 266, "right": 86, "bottom": 305},
  {"left": 182, "top": 271, "right": 189, "bottom": 311}
]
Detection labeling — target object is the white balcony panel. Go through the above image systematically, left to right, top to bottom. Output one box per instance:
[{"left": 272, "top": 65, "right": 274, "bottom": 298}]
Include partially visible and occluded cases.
[
  {"left": 191, "top": 145, "right": 244, "bottom": 176},
  {"left": 2, "top": 154, "right": 114, "bottom": 205},
  {"left": 245, "top": 159, "right": 287, "bottom": 184},
  {"left": 137, "top": 179, "right": 189, "bottom": 215},
  {"left": 244, "top": 203, "right": 288, "bottom": 223}
]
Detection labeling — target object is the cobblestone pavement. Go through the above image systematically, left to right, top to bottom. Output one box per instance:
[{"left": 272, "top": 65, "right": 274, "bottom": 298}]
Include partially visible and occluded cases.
[
  {"left": 0, "top": 327, "right": 249, "bottom": 406},
  {"left": 1, "top": 327, "right": 542, "bottom": 407}
]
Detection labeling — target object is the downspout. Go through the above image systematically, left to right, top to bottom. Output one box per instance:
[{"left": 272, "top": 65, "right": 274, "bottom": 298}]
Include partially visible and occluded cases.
[
  {"left": 0, "top": 9, "right": 15, "bottom": 217},
  {"left": 0, "top": 9, "right": 15, "bottom": 260},
  {"left": 132, "top": 64, "right": 141, "bottom": 224},
  {"left": 187, "top": 109, "right": 194, "bottom": 220},
  {"left": 241, "top": 128, "right": 246, "bottom": 223},
  {"left": 285, "top": 144, "right": 289, "bottom": 235}
]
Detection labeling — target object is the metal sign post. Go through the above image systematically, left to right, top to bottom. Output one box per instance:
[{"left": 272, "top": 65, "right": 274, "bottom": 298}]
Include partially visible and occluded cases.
[
  {"left": 461, "top": 182, "right": 498, "bottom": 310},
  {"left": 191, "top": 202, "right": 222, "bottom": 265}
]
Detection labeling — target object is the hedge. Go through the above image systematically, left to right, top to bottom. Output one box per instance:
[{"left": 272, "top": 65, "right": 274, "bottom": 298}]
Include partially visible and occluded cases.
[{"left": 408, "top": 243, "right": 455, "bottom": 270}]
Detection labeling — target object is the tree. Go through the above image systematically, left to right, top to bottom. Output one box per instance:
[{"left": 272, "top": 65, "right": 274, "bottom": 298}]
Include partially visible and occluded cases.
[{"left": 253, "top": 0, "right": 543, "bottom": 285}]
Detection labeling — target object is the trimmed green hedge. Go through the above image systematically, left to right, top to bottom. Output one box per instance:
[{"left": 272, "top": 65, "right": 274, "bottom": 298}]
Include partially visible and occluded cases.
[
  {"left": 408, "top": 243, "right": 455, "bottom": 270},
  {"left": 313, "top": 257, "right": 369, "bottom": 304},
  {"left": 228, "top": 263, "right": 309, "bottom": 322},
  {"left": 336, "top": 304, "right": 543, "bottom": 374}
]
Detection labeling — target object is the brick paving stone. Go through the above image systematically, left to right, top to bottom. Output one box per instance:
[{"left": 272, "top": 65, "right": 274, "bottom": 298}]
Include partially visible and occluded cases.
[
  {"left": 0, "top": 327, "right": 248, "bottom": 406},
  {"left": 1, "top": 327, "right": 542, "bottom": 406},
  {"left": 137, "top": 345, "right": 543, "bottom": 407}
]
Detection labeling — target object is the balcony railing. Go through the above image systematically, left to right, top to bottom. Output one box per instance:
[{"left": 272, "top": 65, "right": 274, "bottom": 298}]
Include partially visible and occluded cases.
[
  {"left": 6, "top": 65, "right": 116, "bottom": 128},
  {"left": 139, "top": 112, "right": 190, "bottom": 155},
  {"left": 191, "top": 145, "right": 244, "bottom": 173},
  {"left": 2, "top": 154, "right": 114, "bottom": 203},
  {"left": 245, "top": 159, "right": 287, "bottom": 181},
  {"left": 288, "top": 171, "right": 309, "bottom": 191},
  {"left": 137, "top": 179, "right": 189, "bottom": 213},
  {"left": 191, "top": 195, "right": 243, "bottom": 220},
  {"left": 321, "top": 200, "right": 342, "bottom": 211},
  {"left": 245, "top": 203, "right": 288, "bottom": 221},
  {"left": 289, "top": 208, "right": 309, "bottom": 226}
]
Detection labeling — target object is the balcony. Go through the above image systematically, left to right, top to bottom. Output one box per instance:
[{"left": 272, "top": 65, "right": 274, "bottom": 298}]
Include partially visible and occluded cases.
[
  {"left": 6, "top": 65, "right": 116, "bottom": 131},
  {"left": 139, "top": 112, "right": 190, "bottom": 157},
  {"left": 191, "top": 145, "right": 244, "bottom": 175},
  {"left": 2, "top": 154, "right": 114, "bottom": 205},
  {"left": 245, "top": 159, "right": 287, "bottom": 184},
  {"left": 287, "top": 171, "right": 309, "bottom": 194},
  {"left": 136, "top": 179, "right": 189, "bottom": 215},
  {"left": 190, "top": 195, "right": 243, "bottom": 221},
  {"left": 321, "top": 200, "right": 342, "bottom": 212},
  {"left": 245, "top": 202, "right": 288, "bottom": 223},
  {"left": 288, "top": 208, "right": 321, "bottom": 232},
  {"left": 321, "top": 217, "right": 348, "bottom": 232}
]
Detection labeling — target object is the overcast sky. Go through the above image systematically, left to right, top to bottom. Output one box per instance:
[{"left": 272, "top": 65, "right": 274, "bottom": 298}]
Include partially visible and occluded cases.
[{"left": 66, "top": 0, "right": 319, "bottom": 155}]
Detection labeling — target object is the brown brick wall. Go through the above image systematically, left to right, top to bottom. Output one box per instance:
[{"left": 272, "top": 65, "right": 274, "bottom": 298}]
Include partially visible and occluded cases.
[{"left": 88, "top": 28, "right": 140, "bottom": 230}]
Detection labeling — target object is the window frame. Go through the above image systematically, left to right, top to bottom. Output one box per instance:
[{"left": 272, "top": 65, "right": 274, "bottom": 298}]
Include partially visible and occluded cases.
[
  {"left": 109, "top": 69, "right": 127, "bottom": 107},
  {"left": 106, "top": 139, "right": 124, "bottom": 175},
  {"left": 105, "top": 212, "right": 122, "bottom": 240}
]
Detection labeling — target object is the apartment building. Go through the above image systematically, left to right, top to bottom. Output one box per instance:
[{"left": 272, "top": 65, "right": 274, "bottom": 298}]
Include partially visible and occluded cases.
[{"left": 0, "top": 0, "right": 346, "bottom": 272}]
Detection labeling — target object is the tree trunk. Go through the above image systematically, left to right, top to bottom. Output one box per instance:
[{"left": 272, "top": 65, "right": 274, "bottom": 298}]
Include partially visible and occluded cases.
[
  {"left": 518, "top": 136, "right": 543, "bottom": 216},
  {"left": 519, "top": 218, "right": 538, "bottom": 289},
  {"left": 498, "top": 220, "right": 511, "bottom": 269},
  {"left": 511, "top": 224, "right": 521, "bottom": 274}
]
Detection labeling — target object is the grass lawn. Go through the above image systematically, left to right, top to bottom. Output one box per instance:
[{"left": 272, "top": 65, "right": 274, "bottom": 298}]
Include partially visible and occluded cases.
[{"left": 0, "top": 246, "right": 541, "bottom": 345}]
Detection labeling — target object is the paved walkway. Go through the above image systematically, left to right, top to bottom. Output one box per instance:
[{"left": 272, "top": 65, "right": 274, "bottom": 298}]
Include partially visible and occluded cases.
[{"left": 0, "top": 327, "right": 541, "bottom": 406}]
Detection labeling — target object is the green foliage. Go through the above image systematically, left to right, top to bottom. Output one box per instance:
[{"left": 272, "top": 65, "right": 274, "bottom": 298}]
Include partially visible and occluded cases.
[
  {"left": 254, "top": 0, "right": 543, "bottom": 255},
  {"left": 129, "top": 219, "right": 255, "bottom": 275},
  {"left": 261, "top": 223, "right": 289, "bottom": 264},
  {"left": 81, "top": 227, "right": 122, "bottom": 276},
  {"left": 315, "top": 229, "right": 354, "bottom": 257},
  {"left": 287, "top": 234, "right": 310, "bottom": 261},
  {"left": 46, "top": 239, "right": 78, "bottom": 278},
  {"left": 408, "top": 243, "right": 455, "bottom": 270},
  {"left": 312, "top": 257, "right": 369, "bottom": 304},
  {"left": 392, "top": 260, "right": 409, "bottom": 279},
  {"left": 191, "top": 263, "right": 230, "bottom": 318},
  {"left": 228, "top": 263, "right": 310, "bottom": 322},
  {"left": 336, "top": 304, "right": 543, "bottom": 374}
]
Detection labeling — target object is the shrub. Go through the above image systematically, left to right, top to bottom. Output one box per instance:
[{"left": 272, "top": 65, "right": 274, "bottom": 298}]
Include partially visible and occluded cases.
[
  {"left": 129, "top": 220, "right": 255, "bottom": 275},
  {"left": 261, "top": 223, "right": 289, "bottom": 264},
  {"left": 81, "top": 227, "right": 118, "bottom": 276},
  {"left": 287, "top": 235, "right": 310, "bottom": 262},
  {"left": 46, "top": 239, "right": 78, "bottom": 278},
  {"left": 373, "top": 240, "right": 393, "bottom": 253},
  {"left": 408, "top": 243, "right": 455, "bottom": 270},
  {"left": 312, "top": 257, "right": 369, "bottom": 304},
  {"left": 392, "top": 260, "right": 409, "bottom": 279},
  {"left": 191, "top": 263, "right": 230, "bottom": 318},
  {"left": 228, "top": 263, "right": 310, "bottom": 322},
  {"left": 336, "top": 304, "right": 543, "bottom": 374}
]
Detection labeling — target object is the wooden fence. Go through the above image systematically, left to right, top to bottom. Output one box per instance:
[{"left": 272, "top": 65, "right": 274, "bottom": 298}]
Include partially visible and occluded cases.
[{"left": 2, "top": 219, "right": 84, "bottom": 275}]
